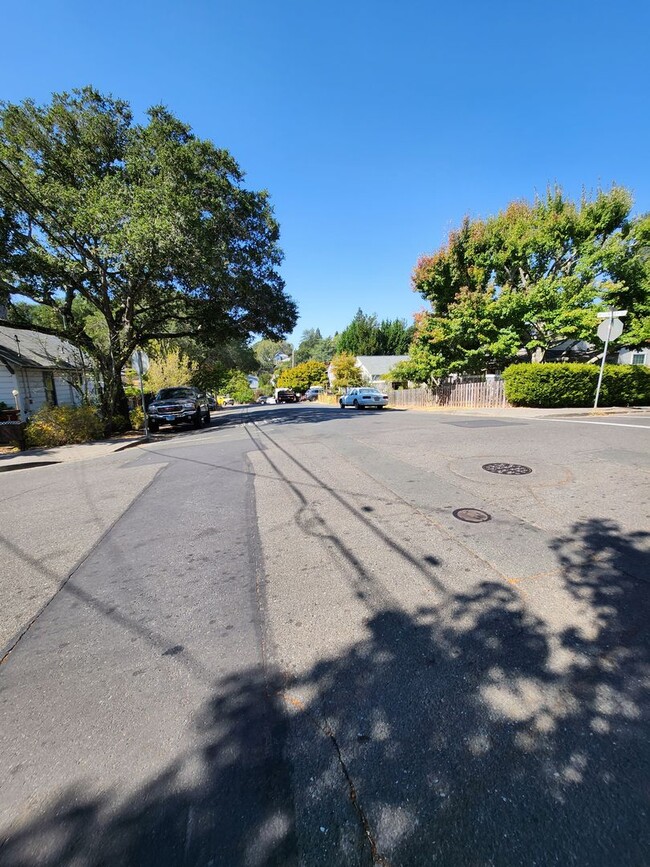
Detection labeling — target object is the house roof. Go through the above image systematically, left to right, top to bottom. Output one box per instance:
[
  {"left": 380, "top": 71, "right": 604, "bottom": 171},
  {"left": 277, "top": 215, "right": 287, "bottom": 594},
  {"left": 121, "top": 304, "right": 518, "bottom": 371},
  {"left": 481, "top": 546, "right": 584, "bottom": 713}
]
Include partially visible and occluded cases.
[
  {"left": 0, "top": 323, "right": 86, "bottom": 372},
  {"left": 547, "top": 339, "right": 593, "bottom": 353},
  {"left": 356, "top": 355, "right": 409, "bottom": 377}
]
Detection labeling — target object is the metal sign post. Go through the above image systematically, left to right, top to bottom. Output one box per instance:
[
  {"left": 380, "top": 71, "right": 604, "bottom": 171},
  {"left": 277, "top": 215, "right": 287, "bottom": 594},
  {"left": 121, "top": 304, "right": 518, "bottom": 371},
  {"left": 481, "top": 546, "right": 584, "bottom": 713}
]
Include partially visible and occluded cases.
[
  {"left": 594, "top": 310, "right": 626, "bottom": 409},
  {"left": 132, "top": 350, "right": 150, "bottom": 438}
]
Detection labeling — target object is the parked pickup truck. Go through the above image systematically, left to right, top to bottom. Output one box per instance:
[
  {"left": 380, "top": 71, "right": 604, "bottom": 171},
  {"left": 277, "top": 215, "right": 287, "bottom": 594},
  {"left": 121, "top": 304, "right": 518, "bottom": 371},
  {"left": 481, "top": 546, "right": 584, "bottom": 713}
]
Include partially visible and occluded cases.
[
  {"left": 147, "top": 387, "right": 210, "bottom": 431},
  {"left": 274, "top": 388, "right": 298, "bottom": 404}
]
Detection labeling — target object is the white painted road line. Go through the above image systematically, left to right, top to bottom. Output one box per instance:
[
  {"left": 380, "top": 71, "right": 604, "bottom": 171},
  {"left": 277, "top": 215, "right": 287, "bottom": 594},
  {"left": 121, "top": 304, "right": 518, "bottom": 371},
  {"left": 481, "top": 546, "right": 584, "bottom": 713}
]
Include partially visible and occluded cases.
[{"left": 548, "top": 419, "right": 650, "bottom": 429}]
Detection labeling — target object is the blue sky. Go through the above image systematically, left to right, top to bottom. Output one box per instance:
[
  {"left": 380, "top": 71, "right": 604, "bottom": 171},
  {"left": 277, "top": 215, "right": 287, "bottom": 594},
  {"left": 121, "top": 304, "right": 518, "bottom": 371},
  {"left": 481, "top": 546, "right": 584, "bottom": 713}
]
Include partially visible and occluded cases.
[{"left": 2, "top": 1, "right": 648, "bottom": 345}]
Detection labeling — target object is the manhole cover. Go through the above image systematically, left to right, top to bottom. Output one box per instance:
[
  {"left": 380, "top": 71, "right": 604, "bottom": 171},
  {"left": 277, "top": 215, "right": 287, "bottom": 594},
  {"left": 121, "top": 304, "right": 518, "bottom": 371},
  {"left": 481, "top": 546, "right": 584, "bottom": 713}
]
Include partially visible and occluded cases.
[
  {"left": 482, "top": 462, "right": 532, "bottom": 476},
  {"left": 453, "top": 508, "right": 491, "bottom": 523}
]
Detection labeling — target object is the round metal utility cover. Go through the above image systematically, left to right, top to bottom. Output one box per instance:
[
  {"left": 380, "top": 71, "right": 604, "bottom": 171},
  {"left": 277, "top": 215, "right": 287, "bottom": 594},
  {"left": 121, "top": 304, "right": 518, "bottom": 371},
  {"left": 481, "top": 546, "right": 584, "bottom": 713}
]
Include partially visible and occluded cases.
[
  {"left": 482, "top": 462, "right": 532, "bottom": 476},
  {"left": 453, "top": 508, "right": 491, "bottom": 523}
]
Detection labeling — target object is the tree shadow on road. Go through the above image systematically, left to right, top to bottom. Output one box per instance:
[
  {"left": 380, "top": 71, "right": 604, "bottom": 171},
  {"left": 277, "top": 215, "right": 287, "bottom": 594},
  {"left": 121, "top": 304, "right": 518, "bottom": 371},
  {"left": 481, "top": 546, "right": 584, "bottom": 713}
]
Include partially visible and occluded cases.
[{"left": 1, "top": 519, "right": 648, "bottom": 866}]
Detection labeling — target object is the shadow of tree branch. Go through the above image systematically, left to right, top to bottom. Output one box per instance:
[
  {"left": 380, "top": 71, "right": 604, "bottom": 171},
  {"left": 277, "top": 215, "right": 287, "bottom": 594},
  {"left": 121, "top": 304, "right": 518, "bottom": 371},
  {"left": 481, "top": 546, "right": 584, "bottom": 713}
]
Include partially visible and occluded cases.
[{"left": 1, "top": 518, "right": 648, "bottom": 865}]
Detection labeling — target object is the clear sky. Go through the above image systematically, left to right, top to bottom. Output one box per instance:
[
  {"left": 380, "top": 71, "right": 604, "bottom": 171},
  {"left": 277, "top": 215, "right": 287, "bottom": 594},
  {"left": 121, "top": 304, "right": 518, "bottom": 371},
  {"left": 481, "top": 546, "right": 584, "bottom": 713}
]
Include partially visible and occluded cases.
[{"left": 2, "top": 1, "right": 648, "bottom": 345}]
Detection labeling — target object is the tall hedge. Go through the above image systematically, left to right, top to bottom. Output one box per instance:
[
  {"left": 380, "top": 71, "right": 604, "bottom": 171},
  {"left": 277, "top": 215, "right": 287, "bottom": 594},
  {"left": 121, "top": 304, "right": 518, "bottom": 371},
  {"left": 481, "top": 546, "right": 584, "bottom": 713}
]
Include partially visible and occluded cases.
[{"left": 503, "top": 363, "right": 650, "bottom": 408}]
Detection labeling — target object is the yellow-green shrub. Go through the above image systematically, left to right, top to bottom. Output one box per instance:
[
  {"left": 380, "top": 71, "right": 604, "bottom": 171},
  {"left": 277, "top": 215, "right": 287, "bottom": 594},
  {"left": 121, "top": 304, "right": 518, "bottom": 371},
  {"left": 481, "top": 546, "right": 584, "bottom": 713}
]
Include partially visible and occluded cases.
[
  {"left": 26, "top": 405, "right": 104, "bottom": 447},
  {"left": 130, "top": 406, "right": 145, "bottom": 430}
]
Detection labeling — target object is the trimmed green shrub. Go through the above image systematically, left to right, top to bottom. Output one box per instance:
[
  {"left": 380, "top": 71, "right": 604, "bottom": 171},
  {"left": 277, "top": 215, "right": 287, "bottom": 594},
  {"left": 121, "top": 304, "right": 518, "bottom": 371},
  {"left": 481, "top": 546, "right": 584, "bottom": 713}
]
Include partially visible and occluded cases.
[
  {"left": 503, "top": 363, "right": 650, "bottom": 408},
  {"left": 599, "top": 364, "right": 650, "bottom": 406},
  {"left": 26, "top": 405, "right": 104, "bottom": 447}
]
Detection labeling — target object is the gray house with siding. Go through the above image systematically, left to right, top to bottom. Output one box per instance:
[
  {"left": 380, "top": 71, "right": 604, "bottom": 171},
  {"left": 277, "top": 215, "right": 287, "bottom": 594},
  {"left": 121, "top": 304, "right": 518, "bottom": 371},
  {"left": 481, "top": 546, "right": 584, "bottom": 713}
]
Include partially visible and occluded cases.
[
  {"left": 0, "top": 324, "right": 90, "bottom": 420},
  {"left": 617, "top": 346, "right": 650, "bottom": 367},
  {"left": 327, "top": 355, "right": 410, "bottom": 389}
]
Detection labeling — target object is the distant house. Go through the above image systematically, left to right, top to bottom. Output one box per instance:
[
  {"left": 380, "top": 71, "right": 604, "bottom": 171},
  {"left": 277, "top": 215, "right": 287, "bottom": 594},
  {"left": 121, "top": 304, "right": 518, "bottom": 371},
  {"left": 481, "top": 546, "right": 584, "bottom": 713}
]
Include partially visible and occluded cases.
[
  {"left": 0, "top": 323, "right": 90, "bottom": 420},
  {"left": 540, "top": 341, "right": 650, "bottom": 367},
  {"left": 617, "top": 347, "right": 650, "bottom": 367},
  {"left": 327, "top": 355, "right": 410, "bottom": 388},
  {"left": 356, "top": 355, "right": 409, "bottom": 385},
  {"left": 246, "top": 374, "right": 260, "bottom": 389}
]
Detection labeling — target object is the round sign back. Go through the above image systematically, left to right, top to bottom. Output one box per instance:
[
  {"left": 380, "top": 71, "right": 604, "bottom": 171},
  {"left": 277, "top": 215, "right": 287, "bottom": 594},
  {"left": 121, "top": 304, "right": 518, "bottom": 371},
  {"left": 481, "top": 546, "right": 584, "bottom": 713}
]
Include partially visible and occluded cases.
[{"left": 131, "top": 350, "right": 150, "bottom": 376}]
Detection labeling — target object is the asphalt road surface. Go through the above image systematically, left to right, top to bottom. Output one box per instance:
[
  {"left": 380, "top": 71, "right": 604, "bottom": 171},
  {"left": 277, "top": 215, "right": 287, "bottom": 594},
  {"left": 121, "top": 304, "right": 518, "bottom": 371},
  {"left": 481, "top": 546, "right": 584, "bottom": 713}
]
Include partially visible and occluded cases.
[{"left": 1, "top": 404, "right": 648, "bottom": 866}]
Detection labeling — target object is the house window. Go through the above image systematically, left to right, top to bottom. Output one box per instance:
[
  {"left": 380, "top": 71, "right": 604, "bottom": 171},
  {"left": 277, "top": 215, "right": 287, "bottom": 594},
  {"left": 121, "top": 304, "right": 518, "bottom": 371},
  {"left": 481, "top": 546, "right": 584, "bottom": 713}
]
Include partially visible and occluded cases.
[
  {"left": 632, "top": 353, "right": 646, "bottom": 366},
  {"left": 43, "top": 371, "right": 58, "bottom": 406}
]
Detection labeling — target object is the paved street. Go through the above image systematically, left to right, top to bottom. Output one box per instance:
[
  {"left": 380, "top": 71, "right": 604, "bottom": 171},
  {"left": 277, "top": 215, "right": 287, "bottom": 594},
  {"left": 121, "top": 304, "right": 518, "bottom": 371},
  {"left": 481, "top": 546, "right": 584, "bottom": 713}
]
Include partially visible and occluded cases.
[{"left": 1, "top": 404, "right": 649, "bottom": 866}]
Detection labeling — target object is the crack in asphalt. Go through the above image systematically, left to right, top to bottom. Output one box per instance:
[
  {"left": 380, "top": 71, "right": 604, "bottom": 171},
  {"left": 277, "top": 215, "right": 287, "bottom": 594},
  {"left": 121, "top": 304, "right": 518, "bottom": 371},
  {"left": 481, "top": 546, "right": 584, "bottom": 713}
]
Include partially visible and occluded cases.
[
  {"left": 243, "top": 423, "right": 392, "bottom": 864},
  {"left": 281, "top": 690, "right": 391, "bottom": 867}
]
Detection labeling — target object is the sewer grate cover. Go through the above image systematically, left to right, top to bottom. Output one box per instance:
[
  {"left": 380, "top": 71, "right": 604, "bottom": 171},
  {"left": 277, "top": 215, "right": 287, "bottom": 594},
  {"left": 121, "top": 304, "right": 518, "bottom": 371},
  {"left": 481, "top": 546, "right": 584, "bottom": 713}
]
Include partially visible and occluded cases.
[
  {"left": 482, "top": 462, "right": 532, "bottom": 475},
  {"left": 453, "top": 508, "right": 491, "bottom": 523}
]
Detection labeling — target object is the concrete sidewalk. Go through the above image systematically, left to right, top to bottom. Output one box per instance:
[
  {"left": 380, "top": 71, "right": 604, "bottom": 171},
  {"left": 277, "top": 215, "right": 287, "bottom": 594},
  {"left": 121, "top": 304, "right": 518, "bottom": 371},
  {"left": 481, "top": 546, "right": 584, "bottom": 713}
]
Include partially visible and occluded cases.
[
  {"left": 392, "top": 404, "right": 650, "bottom": 419},
  {"left": 0, "top": 433, "right": 146, "bottom": 470}
]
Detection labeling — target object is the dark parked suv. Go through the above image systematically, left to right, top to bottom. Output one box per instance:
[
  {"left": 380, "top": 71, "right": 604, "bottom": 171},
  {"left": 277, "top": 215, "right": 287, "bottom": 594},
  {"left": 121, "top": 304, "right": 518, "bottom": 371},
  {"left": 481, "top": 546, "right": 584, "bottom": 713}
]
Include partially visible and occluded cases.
[
  {"left": 147, "top": 387, "right": 210, "bottom": 432},
  {"left": 275, "top": 388, "right": 298, "bottom": 404}
]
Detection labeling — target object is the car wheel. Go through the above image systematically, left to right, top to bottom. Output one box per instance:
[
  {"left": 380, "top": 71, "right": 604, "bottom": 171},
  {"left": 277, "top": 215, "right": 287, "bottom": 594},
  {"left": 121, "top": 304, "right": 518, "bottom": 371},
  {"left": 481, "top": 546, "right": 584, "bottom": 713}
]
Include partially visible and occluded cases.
[
  {"left": 340, "top": 400, "right": 346, "bottom": 409},
  {"left": 353, "top": 400, "right": 361, "bottom": 409},
  {"left": 193, "top": 409, "right": 202, "bottom": 429},
  {"left": 203, "top": 411, "right": 210, "bottom": 424},
  {"left": 148, "top": 419, "right": 159, "bottom": 432}
]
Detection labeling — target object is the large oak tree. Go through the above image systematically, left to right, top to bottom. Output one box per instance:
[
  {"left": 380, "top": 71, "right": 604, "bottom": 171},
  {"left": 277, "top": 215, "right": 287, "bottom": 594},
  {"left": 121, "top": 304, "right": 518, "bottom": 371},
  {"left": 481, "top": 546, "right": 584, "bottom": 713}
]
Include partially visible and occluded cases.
[{"left": 0, "top": 88, "right": 297, "bottom": 426}]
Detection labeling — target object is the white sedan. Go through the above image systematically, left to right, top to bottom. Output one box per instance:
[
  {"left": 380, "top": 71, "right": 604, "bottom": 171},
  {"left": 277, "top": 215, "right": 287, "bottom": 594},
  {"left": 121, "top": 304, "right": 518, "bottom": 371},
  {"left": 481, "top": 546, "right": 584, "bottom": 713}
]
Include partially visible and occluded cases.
[{"left": 339, "top": 387, "right": 389, "bottom": 409}]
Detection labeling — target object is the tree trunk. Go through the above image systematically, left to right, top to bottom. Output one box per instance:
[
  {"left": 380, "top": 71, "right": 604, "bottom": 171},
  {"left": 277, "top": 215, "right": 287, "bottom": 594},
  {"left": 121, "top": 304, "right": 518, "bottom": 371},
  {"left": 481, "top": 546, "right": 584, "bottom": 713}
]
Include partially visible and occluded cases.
[
  {"left": 96, "top": 357, "right": 131, "bottom": 435},
  {"left": 113, "top": 379, "right": 131, "bottom": 430}
]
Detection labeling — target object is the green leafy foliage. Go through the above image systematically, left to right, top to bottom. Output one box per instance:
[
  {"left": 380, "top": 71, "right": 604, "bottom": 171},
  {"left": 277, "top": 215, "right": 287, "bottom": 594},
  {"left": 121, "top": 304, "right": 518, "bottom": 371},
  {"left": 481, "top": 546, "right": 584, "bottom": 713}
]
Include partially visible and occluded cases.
[
  {"left": 0, "top": 87, "right": 296, "bottom": 428},
  {"left": 410, "top": 187, "right": 649, "bottom": 377},
  {"left": 6, "top": 301, "right": 63, "bottom": 330},
  {"left": 336, "top": 309, "right": 414, "bottom": 356},
  {"left": 337, "top": 310, "right": 379, "bottom": 355},
  {"left": 375, "top": 317, "right": 415, "bottom": 354},
  {"left": 294, "top": 328, "right": 336, "bottom": 364},
  {"left": 187, "top": 339, "right": 256, "bottom": 394},
  {"left": 252, "top": 339, "right": 293, "bottom": 372},
  {"left": 145, "top": 348, "right": 194, "bottom": 394},
  {"left": 330, "top": 352, "right": 363, "bottom": 388},
  {"left": 276, "top": 360, "right": 328, "bottom": 392},
  {"left": 503, "top": 363, "right": 650, "bottom": 407},
  {"left": 225, "top": 371, "right": 254, "bottom": 404},
  {"left": 255, "top": 371, "right": 274, "bottom": 396},
  {"left": 26, "top": 405, "right": 103, "bottom": 447},
  {"left": 129, "top": 406, "right": 145, "bottom": 430}
]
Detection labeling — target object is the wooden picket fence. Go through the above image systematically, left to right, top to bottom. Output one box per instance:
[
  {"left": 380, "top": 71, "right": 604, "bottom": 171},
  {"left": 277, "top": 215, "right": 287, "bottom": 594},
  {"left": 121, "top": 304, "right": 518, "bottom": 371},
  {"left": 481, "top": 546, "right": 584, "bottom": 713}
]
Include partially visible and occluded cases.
[{"left": 386, "top": 377, "right": 508, "bottom": 409}]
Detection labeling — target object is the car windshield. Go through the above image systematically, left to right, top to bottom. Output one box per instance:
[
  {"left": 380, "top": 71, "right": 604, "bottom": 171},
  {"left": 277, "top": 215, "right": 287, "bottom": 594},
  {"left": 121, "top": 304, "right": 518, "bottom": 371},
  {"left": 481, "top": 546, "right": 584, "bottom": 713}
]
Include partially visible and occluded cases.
[
  {"left": 156, "top": 388, "right": 194, "bottom": 400},
  {"left": 359, "top": 388, "right": 381, "bottom": 395}
]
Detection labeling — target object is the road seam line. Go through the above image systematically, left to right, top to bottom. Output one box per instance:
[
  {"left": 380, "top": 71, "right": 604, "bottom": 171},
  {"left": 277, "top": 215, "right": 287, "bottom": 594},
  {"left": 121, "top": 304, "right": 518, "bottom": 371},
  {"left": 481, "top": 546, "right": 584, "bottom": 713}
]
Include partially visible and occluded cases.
[{"left": 0, "top": 463, "right": 167, "bottom": 665}]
